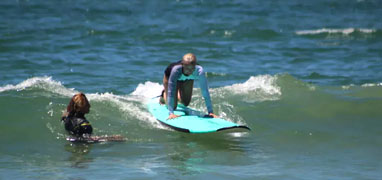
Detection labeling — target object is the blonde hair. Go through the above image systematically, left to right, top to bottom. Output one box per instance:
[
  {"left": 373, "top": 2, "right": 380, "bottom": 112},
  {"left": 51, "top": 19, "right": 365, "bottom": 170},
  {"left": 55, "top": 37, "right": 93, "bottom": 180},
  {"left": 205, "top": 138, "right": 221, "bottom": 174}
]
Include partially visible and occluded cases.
[{"left": 182, "top": 53, "right": 197, "bottom": 64}]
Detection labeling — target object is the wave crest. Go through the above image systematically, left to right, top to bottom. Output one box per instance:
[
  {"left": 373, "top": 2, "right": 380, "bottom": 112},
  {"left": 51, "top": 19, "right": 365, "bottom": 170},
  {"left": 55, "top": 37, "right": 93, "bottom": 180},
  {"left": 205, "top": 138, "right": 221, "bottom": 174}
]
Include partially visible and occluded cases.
[
  {"left": 296, "top": 28, "right": 376, "bottom": 35},
  {"left": 211, "top": 75, "right": 281, "bottom": 103},
  {"left": 0, "top": 76, "right": 75, "bottom": 96}
]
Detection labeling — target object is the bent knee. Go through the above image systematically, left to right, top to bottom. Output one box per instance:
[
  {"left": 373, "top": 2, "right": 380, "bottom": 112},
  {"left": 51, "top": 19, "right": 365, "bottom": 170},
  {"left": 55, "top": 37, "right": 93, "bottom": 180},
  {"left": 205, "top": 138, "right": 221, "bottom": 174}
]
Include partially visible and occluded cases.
[{"left": 180, "top": 98, "right": 191, "bottom": 106}]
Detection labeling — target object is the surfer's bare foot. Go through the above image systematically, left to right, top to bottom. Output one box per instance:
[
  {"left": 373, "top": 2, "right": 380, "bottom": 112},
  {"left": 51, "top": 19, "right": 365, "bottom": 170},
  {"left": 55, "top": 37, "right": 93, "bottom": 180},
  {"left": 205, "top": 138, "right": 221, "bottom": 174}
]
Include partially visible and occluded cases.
[
  {"left": 208, "top": 113, "right": 218, "bottom": 118},
  {"left": 167, "top": 114, "right": 180, "bottom": 120}
]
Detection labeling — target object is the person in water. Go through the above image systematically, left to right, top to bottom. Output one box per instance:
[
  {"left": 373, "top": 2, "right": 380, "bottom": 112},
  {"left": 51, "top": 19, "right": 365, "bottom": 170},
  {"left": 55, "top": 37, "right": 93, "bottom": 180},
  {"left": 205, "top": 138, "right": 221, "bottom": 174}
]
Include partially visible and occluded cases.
[
  {"left": 160, "top": 53, "right": 218, "bottom": 119},
  {"left": 61, "top": 93, "right": 93, "bottom": 137}
]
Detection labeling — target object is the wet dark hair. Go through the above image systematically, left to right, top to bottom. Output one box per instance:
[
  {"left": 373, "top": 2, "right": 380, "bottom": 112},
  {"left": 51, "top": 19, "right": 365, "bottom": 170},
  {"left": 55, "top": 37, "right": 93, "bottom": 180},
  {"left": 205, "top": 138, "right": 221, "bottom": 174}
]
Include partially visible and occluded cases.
[{"left": 66, "top": 93, "right": 90, "bottom": 115}]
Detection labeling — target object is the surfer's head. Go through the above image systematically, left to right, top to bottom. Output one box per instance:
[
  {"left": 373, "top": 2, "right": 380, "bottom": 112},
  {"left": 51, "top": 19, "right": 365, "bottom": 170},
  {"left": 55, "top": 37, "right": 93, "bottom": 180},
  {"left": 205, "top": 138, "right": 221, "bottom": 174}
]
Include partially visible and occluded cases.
[
  {"left": 181, "top": 53, "right": 197, "bottom": 76},
  {"left": 67, "top": 93, "right": 90, "bottom": 114}
]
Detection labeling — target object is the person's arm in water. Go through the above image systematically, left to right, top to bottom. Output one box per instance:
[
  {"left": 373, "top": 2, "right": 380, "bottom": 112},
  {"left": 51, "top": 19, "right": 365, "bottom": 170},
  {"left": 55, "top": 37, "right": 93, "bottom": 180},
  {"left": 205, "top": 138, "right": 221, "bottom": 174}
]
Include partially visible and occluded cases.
[{"left": 197, "top": 66, "right": 218, "bottom": 118}]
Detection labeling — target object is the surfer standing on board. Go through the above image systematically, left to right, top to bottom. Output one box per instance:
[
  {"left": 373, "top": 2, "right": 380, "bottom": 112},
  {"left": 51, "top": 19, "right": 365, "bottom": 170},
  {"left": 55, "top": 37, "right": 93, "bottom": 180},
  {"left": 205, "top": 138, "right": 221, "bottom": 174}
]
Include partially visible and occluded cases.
[{"left": 160, "top": 53, "right": 218, "bottom": 119}]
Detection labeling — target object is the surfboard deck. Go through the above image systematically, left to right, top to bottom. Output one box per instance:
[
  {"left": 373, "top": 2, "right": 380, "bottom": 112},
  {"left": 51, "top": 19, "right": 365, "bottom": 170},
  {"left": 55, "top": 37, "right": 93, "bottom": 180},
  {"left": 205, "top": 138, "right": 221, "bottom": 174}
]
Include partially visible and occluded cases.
[
  {"left": 147, "top": 97, "right": 250, "bottom": 133},
  {"left": 66, "top": 135, "right": 125, "bottom": 143}
]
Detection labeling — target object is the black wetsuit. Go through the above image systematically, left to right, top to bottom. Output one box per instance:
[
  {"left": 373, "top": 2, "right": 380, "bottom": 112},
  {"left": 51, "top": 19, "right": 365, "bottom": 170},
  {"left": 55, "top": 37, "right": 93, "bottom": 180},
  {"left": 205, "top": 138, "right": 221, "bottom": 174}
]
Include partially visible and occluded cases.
[
  {"left": 164, "top": 61, "right": 182, "bottom": 79},
  {"left": 61, "top": 112, "right": 92, "bottom": 137}
]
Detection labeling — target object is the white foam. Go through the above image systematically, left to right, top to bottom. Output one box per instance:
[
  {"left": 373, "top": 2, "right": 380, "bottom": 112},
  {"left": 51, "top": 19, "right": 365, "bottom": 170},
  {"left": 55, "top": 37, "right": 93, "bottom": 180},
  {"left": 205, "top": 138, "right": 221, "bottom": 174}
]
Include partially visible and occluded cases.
[
  {"left": 296, "top": 28, "right": 376, "bottom": 35},
  {"left": 224, "top": 30, "right": 235, "bottom": 37},
  {"left": 207, "top": 72, "right": 227, "bottom": 77},
  {"left": 221, "top": 75, "right": 281, "bottom": 103},
  {"left": 0, "top": 76, "right": 76, "bottom": 96},
  {"left": 0, "top": 77, "right": 165, "bottom": 130},
  {"left": 127, "top": 77, "right": 281, "bottom": 104},
  {"left": 128, "top": 81, "right": 168, "bottom": 129},
  {"left": 131, "top": 81, "right": 163, "bottom": 99},
  {"left": 342, "top": 83, "right": 382, "bottom": 89},
  {"left": 361, "top": 83, "right": 382, "bottom": 87},
  {"left": 342, "top": 84, "right": 354, "bottom": 90},
  {"left": 87, "top": 92, "right": 165, "bottom": 130}
]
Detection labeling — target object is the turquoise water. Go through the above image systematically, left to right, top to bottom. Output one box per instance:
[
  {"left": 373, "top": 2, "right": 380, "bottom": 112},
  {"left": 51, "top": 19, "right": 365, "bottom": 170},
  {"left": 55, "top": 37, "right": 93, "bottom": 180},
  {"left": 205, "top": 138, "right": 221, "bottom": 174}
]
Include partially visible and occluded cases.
[{"left": 1, "top": 0, "right": 381, "bottom": 179}]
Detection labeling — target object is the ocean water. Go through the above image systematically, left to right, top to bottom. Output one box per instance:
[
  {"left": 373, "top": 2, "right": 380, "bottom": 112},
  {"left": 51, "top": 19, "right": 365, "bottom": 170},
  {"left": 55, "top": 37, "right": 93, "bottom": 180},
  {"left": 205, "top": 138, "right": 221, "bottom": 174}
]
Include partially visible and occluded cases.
[{"left": 1, "top": 0, "right": 381, "bottom": 179}]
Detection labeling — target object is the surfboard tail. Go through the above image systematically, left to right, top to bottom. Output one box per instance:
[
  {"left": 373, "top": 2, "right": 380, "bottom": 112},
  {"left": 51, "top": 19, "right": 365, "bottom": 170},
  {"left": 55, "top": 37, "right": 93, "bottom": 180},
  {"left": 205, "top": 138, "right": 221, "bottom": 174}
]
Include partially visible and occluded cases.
[{"left": 217, "top": 125, "right": 251, "bottom": 132}]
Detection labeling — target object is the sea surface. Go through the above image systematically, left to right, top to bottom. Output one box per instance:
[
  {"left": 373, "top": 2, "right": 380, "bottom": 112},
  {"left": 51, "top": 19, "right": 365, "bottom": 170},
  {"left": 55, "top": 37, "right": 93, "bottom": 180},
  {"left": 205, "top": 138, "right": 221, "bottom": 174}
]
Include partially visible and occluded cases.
[{"left": 1, "top": 0, "right": 381, "bottom": 179}]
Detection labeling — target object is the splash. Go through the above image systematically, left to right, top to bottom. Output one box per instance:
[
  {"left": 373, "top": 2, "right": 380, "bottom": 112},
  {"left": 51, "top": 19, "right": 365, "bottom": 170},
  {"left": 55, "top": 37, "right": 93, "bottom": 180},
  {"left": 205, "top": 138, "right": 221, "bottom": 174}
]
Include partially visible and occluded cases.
[
  {"left": 220, "top": 75, "right": 281, "bottom": 103},
  {"left": 131, "top": 81, "right": 163, "bottom": 99}
]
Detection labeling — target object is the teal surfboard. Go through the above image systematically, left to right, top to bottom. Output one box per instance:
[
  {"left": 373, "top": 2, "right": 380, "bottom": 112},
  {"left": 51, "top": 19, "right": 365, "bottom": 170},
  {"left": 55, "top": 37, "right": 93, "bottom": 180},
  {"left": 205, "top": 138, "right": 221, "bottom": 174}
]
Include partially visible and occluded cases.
[{"left": 147, "top": 97, "right": 250, "bottom": 133}]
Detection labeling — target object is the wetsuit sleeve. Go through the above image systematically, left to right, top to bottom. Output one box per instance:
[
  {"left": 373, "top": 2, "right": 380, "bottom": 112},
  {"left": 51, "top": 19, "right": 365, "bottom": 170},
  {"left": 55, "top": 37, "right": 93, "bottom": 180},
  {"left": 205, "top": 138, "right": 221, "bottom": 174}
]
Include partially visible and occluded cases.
[
  {"left": 167, "top": 66, "right": 182, "bottom": 114},
  {"left": 197, "top": 66, "right": 213, "bottom": 114},
  {"left": 61, "top": 111, "right": 69, "bottom": 121}
]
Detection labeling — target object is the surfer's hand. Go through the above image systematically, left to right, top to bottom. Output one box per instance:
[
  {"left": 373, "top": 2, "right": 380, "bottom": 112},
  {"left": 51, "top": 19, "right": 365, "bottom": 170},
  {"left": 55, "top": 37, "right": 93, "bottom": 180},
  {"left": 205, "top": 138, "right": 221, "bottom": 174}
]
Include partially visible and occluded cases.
[
  {"left": 168, "top": 113, "right": 180, "bottom": 120},
  {"left": 208, "top": 113, "right": 218, "bottom": 118}
]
